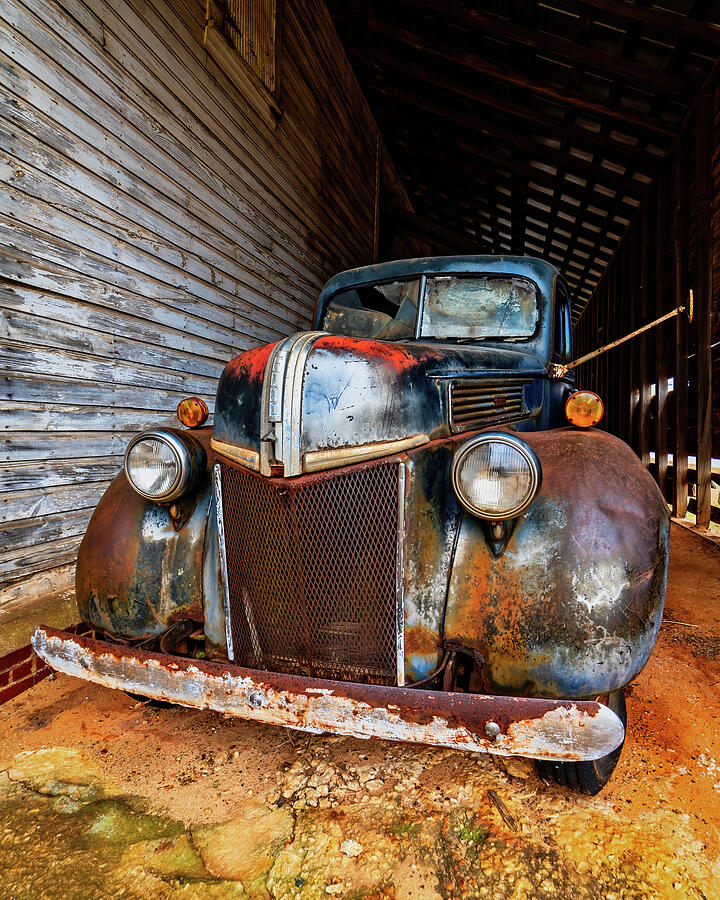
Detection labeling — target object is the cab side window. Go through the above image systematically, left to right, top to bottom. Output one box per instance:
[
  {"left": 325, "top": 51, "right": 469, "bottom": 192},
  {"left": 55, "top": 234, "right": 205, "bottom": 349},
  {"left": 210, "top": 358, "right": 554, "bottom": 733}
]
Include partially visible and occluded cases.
[{"left": 554, "top": 284, "right": 573, "bottom": 362}]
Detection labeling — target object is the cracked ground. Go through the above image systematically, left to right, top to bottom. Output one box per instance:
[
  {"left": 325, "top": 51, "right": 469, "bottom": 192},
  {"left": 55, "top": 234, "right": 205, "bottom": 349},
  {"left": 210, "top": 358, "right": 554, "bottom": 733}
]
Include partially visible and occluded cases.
[{"left": 0, "top": 523, "right": 719, "bottom": 899}]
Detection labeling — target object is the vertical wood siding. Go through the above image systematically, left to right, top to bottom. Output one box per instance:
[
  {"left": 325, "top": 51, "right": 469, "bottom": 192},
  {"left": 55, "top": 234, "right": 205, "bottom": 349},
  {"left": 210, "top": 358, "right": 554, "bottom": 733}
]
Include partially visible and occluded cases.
[
  {"left": 0, "top": 0, "right": 392, "bottom": 597},
  {"left": 574, "top": 81, "right": 719, "bottom": 528}
]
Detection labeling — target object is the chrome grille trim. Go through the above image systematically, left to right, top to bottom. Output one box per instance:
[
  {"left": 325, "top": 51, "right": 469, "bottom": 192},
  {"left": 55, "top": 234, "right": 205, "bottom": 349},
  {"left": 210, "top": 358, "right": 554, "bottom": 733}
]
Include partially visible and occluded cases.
[
  {"left": 259, "top": 331, "right": 326, "bottom": 476},
  {"left": 281, "top": 331, "right": 326, "bottom": 476},
  {"left": 450, "top": 378, "right": 533, "bottom": 431},
  {"left": 395, "top": 461, "right": 407, "bottom": 686},
  {"left": 213, "top": 463, "right": 235, "bottom": 661}
]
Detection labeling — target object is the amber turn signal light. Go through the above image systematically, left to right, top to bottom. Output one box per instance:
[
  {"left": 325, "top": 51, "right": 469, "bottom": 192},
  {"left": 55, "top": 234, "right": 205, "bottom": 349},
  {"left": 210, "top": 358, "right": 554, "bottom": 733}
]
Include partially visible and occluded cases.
[
  {"left": 565, "top": 390, "right": 604, "bottom": 428},
  {"left": 177, "top": 397, "right": 209, "bottom": 429}
]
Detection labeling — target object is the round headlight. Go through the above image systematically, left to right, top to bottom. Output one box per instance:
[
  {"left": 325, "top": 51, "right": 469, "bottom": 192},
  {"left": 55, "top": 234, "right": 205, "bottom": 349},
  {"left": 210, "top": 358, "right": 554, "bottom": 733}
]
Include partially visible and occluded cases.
[
  {"left": 124, "top": 430, "right": 204, "bottom": 502},
  {"left": 451, "top": 432, "right": 541, "bottom": 520}
]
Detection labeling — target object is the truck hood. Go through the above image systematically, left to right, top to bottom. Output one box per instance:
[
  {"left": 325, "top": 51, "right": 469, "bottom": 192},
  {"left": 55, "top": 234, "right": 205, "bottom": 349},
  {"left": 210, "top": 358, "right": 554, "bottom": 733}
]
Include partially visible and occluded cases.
[{"left": 213, "top": 332, "right": 546, "bottom": 476}]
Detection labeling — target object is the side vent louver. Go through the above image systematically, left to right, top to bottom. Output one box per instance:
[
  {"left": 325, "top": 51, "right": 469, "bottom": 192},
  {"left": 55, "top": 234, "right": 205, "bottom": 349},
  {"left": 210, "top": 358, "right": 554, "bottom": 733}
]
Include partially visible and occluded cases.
[{"left": 450, "top": 378, "right": 532, "bottom": 431}]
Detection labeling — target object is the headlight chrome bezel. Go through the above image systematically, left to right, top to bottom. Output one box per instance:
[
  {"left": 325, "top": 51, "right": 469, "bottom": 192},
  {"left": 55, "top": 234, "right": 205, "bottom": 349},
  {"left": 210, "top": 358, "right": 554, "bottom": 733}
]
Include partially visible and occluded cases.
[
  {"left": 124, "top": 429, "right": 205, "bottom": 502},
  {"left": 451, "top": 431, "right": 542, "bottom": 520}
]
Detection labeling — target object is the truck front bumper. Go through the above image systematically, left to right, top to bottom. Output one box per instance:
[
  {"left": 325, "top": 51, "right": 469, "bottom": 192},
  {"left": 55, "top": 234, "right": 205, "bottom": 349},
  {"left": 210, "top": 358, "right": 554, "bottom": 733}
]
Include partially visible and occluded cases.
[{"left": 32, "top": 626, "right": 624, "bottom": 762}]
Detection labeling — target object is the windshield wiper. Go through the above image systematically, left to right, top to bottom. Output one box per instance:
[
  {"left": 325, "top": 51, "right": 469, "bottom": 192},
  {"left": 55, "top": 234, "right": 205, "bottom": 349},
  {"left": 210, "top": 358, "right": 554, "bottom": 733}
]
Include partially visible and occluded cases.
[
  {"left": 421, "top": 336, "right": 512, "bottom": 344},
  {"left": 455, "top": 337, "right": 501, "bottom": 344}
]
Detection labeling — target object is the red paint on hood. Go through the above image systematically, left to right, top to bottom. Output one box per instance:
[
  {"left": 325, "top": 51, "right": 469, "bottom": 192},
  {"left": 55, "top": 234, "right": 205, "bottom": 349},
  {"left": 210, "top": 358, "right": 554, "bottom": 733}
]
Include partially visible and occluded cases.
[
  {"left": 315, "top": 335, "right": 442, "bottom": 373},
  {"left": 224, "top": 341, "right": 278, "bottom": 383}
]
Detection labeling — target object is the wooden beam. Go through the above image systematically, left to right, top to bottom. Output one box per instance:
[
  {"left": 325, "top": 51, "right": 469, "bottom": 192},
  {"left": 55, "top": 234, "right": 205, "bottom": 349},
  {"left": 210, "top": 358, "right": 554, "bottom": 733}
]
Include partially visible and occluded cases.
[
  {"left": 577, "top": 0, "right": 720, "bottom": 46},
  {"left": 395, "top": 1, "right": 697, "bottom": 97},
  {"left": 342, "top": 16, "right": 677, "bottom": 138},
  {"left": 349, "top": 45, "right": 665, "bottom": 169},
  {"left": 363, "top": 83, "right": 649, "bottom": 198},
  {"left": 694, "top": 91, "right": 714, "bottom": 529},
  {"left": 391, "top": 133, "right": 640, "bottom": 216},
  {"left": 672, "top": 137, "right": 689, "bottom": 518},
  {"left": 393, "top": 148, "right": 627, "bottom": 238},
  {"left": 398, "top": 170, "right": 620, "bottom": 284},
  {"left": 509, "top": 171, "right": 524, "bottom": 255},
  {"left": 655, "top": 175, "right": 669, "bottom": 500},
  {"left": 398, "top": 195, "right": 500, "bottom": 254},
  {"left": 387, "top": 202, "right": 492, "bottom": 253},
  {"left": 638, "top": 202, "right": 651, "bottom": 467},
  {"left": 628, "top": 223, "right": 640, "bottom": 454},
  {"left": 561, "top": 237, "right": 621, "bottom": 304},
  {"left": 619, "top": 241, "right": 631, "bottom": 444},
  {"left": 612, "top": 257, "right": 621, "bottom": 438},
  {"left": 600, "top": 267, "right": 610, "bottom": 434},
  {"left": 602, "top": 273, "right": 610, "bottom": 435},
  {"left": 593, "top": 275, "right": 600, "bottom": 397}
]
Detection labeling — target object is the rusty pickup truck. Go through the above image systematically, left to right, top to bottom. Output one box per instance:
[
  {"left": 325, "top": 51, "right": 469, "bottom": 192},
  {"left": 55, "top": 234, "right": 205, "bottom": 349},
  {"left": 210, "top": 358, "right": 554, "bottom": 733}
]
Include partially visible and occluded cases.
[{"left": 33, "top": 256, "right": 669, "bottom": 794}]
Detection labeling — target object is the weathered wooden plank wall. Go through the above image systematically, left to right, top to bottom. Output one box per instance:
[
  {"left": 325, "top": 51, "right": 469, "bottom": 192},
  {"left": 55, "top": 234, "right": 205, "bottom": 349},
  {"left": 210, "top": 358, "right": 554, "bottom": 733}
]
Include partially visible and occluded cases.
[
  {"left": 0, "top": 0, "right": 399, "bottom": 601},
  {"left": 574, "top": 78, "right": 720, "bottom": 529}
]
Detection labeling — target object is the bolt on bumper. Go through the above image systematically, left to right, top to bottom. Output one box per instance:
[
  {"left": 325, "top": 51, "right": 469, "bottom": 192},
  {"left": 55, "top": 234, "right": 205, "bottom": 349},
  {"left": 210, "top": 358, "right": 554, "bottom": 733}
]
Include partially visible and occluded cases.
[{"left": 31, "top": 627, "right": 624, "bottom": 762}]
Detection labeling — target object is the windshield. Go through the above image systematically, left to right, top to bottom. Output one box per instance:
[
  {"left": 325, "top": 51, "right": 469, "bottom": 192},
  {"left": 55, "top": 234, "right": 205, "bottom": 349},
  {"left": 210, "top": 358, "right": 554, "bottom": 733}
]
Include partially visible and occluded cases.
[
  {"left": 320, "top": 273, "right": 539, "bottom": 342},
  {"left": 420, "top": 275, "right": 538, "bottom": 340},
  {"left": 320, "top": 278, "right": 420, "bottom": 340}
]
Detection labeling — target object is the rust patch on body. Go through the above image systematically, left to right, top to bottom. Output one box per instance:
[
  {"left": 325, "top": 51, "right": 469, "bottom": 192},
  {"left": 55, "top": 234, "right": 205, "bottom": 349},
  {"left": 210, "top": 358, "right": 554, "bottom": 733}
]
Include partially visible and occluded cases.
[
  {"left": 77, "top": 433, "right": 215, "bottom": 640},
  {"left": 404, "top": 625, "right": 441, "bottom": 656}
]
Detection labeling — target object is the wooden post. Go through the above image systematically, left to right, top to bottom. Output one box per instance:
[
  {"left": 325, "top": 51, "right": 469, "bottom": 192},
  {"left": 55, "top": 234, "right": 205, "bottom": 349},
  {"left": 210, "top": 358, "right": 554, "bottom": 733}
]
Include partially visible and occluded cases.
[
  {"left": 695, "top": 92, "right": 714, "bottom": 529},
  {"left": 373, "top": 133, "right": 381, "bottom": 262},
  {"left": 673, "top": 138, "right": 689, "bottom": 518},
  {"left": 656, "top": 175, "right": 669, "bottom": 500},
  {"left": 638, "top": 204, "right": 652, "bottom": 467},
  {"left": 629, "top": 223, "right": 640, "bottom": 453},
  {"left": 620, "top": 241, "right": 632, "bottom": 444},
  {"left": 614, "top": 256, "right": 624, "bottom": 438},
  {"left": 610, "top": 261, "right": 618, "bottom": 435},
  {"left": 604, "top": 276, "right": 611, "bottom": 431},
  {"left": 598, "top": 280, "right": 605, "bottom": 427},
  {"left": 600, "top": 280, "right": 607, "bottom": 422}
]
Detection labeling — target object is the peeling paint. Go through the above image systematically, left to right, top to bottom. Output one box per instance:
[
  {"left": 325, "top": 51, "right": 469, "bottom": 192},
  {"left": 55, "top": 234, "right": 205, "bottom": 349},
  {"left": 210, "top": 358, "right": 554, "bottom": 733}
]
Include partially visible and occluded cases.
[
  {"left": 572, "top": 560, "right": 629, "bottom": 613},
  {"left": 32, "top": 627, "right": 624, "bottom": 762}
]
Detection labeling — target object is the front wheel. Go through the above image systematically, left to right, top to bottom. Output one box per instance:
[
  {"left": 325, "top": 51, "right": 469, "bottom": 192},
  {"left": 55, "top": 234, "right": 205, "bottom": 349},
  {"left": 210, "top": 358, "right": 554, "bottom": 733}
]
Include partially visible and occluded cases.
[{"left": 535, "top": 689, "right": 627, "bottom": 795}]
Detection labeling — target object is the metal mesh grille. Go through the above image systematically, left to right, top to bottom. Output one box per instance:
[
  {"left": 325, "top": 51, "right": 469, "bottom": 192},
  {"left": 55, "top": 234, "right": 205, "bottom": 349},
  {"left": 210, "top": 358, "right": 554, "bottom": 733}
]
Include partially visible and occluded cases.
[{"left": 220, "top": 461, "right": 400, "bottom": 685}]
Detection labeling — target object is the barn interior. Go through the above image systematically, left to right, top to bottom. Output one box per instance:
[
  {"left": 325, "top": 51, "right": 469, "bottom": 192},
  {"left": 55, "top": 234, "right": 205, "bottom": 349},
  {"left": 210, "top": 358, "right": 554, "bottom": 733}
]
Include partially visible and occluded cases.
[
  {"left": 2, "top": 0, "right": 720, "bottom": 896},
  {"left": 328, "top": 0, "right": 720, "bottom": 530}
]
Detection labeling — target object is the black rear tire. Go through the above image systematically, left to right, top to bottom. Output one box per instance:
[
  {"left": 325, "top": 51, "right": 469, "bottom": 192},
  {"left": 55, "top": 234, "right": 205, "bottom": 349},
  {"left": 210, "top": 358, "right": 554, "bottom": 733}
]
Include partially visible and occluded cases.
[{"left": 535, "top": 689, "right": 626, "bottom": 795}]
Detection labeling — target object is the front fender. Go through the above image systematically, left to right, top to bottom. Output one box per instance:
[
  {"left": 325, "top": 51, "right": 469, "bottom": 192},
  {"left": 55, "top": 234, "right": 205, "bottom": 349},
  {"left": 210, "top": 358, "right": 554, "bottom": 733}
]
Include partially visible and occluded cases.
[
  {"left": 76, "top": 428, "right": 226, "bottom": 651},
  {"left": 444, "top": 428, "right": 669, "bottom": 698}
]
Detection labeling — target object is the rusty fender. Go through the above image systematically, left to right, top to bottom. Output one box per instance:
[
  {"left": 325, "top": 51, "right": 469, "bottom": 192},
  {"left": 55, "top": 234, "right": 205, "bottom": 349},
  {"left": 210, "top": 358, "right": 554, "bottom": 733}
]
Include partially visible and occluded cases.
[
  {"left": 445, "top": 427, "right": 670, "bottom": 699},
  {"left": 76, "top": 428, "right": 221, "bottom": 643},
  {"left": 32, "top": 627, "right": 624, "bottom": 762}
]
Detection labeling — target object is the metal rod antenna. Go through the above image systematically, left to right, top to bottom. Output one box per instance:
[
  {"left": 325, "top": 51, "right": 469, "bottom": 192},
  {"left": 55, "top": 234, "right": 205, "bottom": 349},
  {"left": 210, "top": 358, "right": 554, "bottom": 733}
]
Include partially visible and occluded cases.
[{"left": 557, "top": 292, "right": 693, "bottom": 375}]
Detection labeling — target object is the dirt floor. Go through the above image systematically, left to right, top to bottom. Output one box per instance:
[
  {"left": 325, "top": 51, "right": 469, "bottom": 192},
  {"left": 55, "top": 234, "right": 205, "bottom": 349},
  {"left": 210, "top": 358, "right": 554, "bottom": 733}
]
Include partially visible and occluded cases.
[{"left": 0, "top": 523, "right": 719, "bottom": 899}]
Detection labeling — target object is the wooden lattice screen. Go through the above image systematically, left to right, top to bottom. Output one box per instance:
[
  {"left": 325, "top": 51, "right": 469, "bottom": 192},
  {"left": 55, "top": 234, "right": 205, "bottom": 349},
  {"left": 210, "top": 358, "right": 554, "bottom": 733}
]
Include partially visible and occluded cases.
[{"left": 220, "top": 0, "right": 277, "bottom": 92}]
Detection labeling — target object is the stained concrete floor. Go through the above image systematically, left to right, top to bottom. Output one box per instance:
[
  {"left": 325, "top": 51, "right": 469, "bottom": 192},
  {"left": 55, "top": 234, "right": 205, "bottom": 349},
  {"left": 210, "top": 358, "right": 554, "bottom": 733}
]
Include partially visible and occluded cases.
[{"left": 0, "top": 524, "right": 719, "bottom": 899}]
